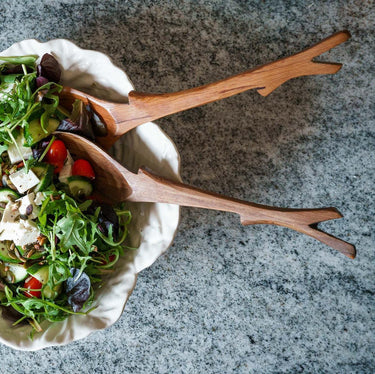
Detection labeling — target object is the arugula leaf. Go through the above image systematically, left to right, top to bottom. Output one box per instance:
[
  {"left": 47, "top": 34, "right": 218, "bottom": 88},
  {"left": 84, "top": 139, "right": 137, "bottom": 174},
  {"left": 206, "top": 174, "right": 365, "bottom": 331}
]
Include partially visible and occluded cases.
[{"left": 56, "top": 214, "right": 96, "bottom": 254}]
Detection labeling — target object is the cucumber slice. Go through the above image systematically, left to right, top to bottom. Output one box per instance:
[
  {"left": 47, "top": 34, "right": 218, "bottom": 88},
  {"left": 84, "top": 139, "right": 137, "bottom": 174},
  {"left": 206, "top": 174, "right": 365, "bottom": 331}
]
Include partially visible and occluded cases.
[
  {"left": 24, "top": 118, "right": 60, "bottom": 146},
  {"left": 32, "top": 163, "right": 54, "bottom": 192},
  {"left": 68, "top": 176, "right": 93, "bottom": 199},
  {"left": 0, "top": 188, "right": 20, "bottom": 203},
  {"left": 0, "top": 241, "right": 19, "bottom": 263},
  {"left": 16, "top": 245, "right": 45, "bottom": 260},
  {"left": 0, "top": 263, "right": 28, "bottom": 283},
  {"left": 26, "top": 265, "right": 60, "bottom": 298},
  {"left": 27, "top": 265, "right": 49, "bottom": 284}
]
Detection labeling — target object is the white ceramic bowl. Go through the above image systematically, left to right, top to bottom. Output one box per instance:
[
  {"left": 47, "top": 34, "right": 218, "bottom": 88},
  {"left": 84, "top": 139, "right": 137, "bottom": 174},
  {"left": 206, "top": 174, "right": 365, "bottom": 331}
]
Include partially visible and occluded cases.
[{"left": 0, "top": 40, "right": 181, "bottom": 350}]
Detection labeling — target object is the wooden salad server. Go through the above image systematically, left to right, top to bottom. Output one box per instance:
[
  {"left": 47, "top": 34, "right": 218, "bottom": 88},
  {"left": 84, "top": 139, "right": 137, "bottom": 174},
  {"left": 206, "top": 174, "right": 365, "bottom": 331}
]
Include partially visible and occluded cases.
[
  {"left": 59, "top": 31, "right": 351, "bottom": 149},
  {"left": 55, "top": 131, "right": 356, "bottom": 259}
]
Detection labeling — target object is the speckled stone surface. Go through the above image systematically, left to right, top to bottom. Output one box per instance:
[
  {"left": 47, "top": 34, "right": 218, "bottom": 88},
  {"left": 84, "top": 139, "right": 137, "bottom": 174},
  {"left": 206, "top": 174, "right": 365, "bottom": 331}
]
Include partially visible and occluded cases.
[{"left": 0, "top": 0, "right": 374, "bottom": 372}]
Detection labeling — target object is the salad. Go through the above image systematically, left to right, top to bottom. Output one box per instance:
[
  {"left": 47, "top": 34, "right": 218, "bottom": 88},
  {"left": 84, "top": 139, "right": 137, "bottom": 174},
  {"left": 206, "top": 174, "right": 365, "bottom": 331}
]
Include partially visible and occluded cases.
[{"left": 0, "top": 54, "right": 131, "bottom": 336}]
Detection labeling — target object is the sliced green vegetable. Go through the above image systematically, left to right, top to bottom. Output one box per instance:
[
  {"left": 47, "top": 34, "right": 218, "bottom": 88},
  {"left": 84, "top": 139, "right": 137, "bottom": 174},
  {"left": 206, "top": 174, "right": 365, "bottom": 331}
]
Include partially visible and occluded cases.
[
  {"left": 24, "top": 118, "right": 60, "bottom": 146},
  {"left": 32, "top": 162, "right": 54, "bottom": 192},
  {"left": 67, "top": 176, "right": 93, "bottom": 199},
  {"left": 0, "top": 188, "right": 20, "bottom": 203},
  {"left": 0, "top": 242, "right": 19, "bottom": 263},
  {"left": 16, "top": 245, "right": 44, "bottom": 260},
  {"left": 0, "top": 263, "right": 28, "bottom": 283},
  {"left": 26, "top": 265, "right": 61, "bottom": 298},
  {"left": 30, "top": 265, "right": 49, "bottom": 284}
]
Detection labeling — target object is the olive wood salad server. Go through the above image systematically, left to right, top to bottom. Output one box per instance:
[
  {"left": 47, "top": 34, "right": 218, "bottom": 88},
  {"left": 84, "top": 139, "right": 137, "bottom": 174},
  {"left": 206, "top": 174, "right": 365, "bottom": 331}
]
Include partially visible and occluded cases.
[
  {"left": 59, "top": 31, "right": 351, "bottom": 149},
  {"left": 55, "top": 131, "right": 356, "bottom": 259}
]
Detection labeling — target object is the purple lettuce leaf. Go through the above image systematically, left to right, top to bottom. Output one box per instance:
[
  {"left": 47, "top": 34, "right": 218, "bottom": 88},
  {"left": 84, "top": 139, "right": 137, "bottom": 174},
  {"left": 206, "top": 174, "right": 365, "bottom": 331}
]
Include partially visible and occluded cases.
[
  {"left": 37, "top": 53, "right": 61, "bottom": 83},
  {"left": 57, "top": 100, "right": 95, "bottom": 140},
  {"left": 65, "top": 268, "right": 91, "bottom": 312}
]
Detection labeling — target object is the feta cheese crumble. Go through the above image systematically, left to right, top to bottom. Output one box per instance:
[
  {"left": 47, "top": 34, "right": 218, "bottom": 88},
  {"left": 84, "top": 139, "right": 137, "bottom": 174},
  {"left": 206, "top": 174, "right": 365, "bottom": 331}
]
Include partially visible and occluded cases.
[
  {"left": 7, "top": 133, "right": 33, "bottom": 164},
  {"left": 9, "top": 168, "right": 40, "bottom": 194},
  {"left": 17, "top": 192, "right": 39, "bottom": 219},
  {"left": 0, "top": 201, "right": 40, "bottom": 246}
]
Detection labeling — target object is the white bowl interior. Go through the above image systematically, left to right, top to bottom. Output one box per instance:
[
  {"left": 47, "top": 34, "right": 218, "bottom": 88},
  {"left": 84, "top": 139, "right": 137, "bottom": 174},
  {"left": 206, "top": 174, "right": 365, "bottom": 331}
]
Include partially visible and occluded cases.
[{"left": 0, "top": 39, "right": 181, "bottom": 350}]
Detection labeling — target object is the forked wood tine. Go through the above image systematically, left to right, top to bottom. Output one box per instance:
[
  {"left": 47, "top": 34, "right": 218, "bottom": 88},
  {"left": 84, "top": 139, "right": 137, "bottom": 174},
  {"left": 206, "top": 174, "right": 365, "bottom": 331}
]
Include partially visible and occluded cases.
[
  {"left": 296, "top": 30, "right": 351, "bottom": 61},
  {"left": 256, "top": 31, "right": 350, "bottom": 96},
  {"left": 256, "top": 60, "right": 343, "bottom": 96},
  {"left": 309, "top": 61, "right": 343, "bottom": 75},
  {"left": 256, "top": 78, "right": 291, "bottom": 97},
  {"left": 239, "top": 206, "right": 354, "bottom": 258},
  {"left": 239, "top": 207, "right": 343, "bottom": 227},
  {"left": 288, "top": 207, "right": 355, "bottom": 258},
  {"left": 295, "top": 207, "right": 343, "bottom": 225},
  {"left": 299, "top": 224, "right": 356, "bottom": 259}
]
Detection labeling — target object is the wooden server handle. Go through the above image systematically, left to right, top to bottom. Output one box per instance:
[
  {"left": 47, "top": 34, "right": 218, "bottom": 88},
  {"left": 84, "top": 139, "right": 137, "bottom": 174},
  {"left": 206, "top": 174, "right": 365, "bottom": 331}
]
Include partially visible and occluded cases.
[
  {"left": 113, "top": 31, "right": 351, "bottom": 135},
  {"left": 124, "top": 167, "right": 356, "bottom": 259}
]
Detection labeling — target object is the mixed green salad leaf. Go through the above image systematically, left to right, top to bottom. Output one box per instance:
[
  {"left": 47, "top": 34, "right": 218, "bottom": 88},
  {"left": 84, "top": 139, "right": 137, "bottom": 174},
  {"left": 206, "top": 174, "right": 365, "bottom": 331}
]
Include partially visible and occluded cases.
[{"left": 0, "top": 53, "right": 131, "bottom": 337}]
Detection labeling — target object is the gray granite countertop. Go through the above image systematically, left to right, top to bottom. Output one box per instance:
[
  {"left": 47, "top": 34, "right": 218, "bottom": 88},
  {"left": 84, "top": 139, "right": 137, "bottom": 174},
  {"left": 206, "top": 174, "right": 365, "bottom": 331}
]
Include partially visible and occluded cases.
[{"left": 0, "top": 0, "right": 374, "bottom": 373}]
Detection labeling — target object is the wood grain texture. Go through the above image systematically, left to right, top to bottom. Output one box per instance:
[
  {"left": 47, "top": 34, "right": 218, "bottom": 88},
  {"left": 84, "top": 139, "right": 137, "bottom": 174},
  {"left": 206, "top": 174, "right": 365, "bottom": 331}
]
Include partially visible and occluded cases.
[
  {"left": 59, "top": 31, "right": 350, "bottom": 149},
  {"left": 56, "top": 131, "right": 356, "bottom": 259}
]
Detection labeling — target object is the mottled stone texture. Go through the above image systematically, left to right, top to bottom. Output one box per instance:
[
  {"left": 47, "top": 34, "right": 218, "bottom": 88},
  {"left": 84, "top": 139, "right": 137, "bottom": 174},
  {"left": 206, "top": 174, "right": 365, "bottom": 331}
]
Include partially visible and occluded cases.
[{"left": 0, "top": 0, "right": 374, "bottom": 373}]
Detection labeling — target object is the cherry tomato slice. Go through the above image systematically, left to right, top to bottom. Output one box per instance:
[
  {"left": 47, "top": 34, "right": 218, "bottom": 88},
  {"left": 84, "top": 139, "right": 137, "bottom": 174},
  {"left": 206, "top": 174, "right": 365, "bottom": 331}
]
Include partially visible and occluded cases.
[
  {"left": 45, "top": 140, "right": 67, "bottom": 174},
  {"left": 72, "top": 159, "right": 95, "bottom": 179},
  {"left": 24, "top": 276, "right": 42, "bottom": 298}
]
